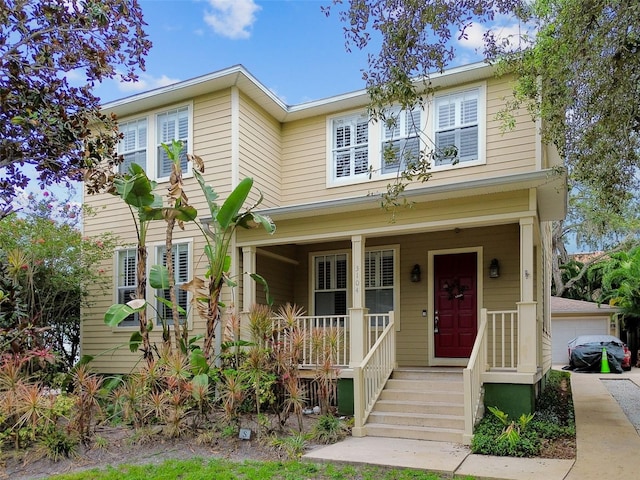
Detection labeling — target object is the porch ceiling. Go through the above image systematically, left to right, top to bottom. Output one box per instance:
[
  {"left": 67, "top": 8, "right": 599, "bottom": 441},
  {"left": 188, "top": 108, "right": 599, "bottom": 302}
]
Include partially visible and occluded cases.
[{"left": 256, "top": 169, "right": 567, "bottom": 222}]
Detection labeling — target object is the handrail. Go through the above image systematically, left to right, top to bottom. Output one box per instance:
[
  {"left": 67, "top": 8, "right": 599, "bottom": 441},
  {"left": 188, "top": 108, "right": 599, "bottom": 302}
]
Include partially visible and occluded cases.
[
  {"left": 463, "top": 308, "right": 489, "bottom": 444},
  {"left": 353, "top": 312, "right": 395, "bottom": 434}
]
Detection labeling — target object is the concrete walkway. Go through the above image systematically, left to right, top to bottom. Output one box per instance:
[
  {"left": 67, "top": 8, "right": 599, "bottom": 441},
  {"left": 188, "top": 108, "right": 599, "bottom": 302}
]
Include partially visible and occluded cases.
[{"left": 303, "top": 368, "right": 640, "bottom": 479}]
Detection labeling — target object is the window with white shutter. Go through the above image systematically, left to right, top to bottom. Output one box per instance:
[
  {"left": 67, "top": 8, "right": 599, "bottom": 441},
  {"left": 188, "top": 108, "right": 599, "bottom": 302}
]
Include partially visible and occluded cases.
[
  {"left": 434, "top": 89, "right": 480, "bottom": 166},
  {"left": 116, "top": 103, "right": 191, "bottom": 181},
  {"left": 156, "top": 107, "right": 190, "bottom": 178},
  {"left": 381, "top": 107, "right": 421, "bottom": 174},
  {"left": 331, "top": 114, "right": 369, "bottom": 181},
  {"left": 117, "top": 119, "right": 147, "bottom": 174},
  {"left": 156, "top": 243, "right": 190, "bottom": 327},
  {"left": 116, "top": 249, "right": 138, "bottom": 327},
  {"left": 365, "top": 249, "right": 395, "bottom": 315},
  {"left": 313, "top": 254, "right": 348, "bottom": 315}
]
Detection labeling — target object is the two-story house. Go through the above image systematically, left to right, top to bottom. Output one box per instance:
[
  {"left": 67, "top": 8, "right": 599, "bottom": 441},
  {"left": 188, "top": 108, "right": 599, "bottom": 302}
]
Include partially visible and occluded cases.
[{"left": 82, "top": 62, "right": 567, "bottom": 444}]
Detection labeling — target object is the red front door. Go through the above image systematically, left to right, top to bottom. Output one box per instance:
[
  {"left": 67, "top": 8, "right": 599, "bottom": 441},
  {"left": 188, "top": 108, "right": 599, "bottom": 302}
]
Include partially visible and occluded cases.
[{"left": 434, "top": 252, "right": 478, "bottom": 358}]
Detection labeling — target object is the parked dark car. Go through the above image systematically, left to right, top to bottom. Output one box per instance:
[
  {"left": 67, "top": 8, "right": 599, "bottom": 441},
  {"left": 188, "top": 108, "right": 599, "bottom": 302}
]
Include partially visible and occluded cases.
[{"left": 568, "top": 335, "right": 632, "bottom": 373}]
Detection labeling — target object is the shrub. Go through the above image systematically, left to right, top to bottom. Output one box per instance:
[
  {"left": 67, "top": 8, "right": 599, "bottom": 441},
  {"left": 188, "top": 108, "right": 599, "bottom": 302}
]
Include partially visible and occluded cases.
[
  {"left": 472, "top": 370, "right": 575, "bottom": 457},
  {"left": 311, "top": 414, "right": 349, "bottom": 444}
]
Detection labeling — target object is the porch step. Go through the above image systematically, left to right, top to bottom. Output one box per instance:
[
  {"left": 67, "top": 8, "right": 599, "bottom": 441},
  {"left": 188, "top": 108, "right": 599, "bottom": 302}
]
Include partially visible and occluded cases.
[
  {"left": 365, "top": 368, "right": 465, "bottom": 444},
  {"left": 372, "top": 399, "right": 464, "bottom": 416},
  {"left": 365, "top": 424, "right": 464, "bottom": 444}
]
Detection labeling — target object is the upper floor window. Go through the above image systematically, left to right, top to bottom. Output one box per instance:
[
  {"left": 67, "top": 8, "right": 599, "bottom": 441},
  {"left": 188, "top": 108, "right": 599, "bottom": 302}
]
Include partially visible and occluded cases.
[
  {"left": 434, "top": 89, "right": 479, "bottom": 166},
  {"left": 116, "top": 103, "right": 192, "bottom": 181},
  {"left": 157, "top": 107, "right": 189, "bottom": 178},
  {"left": 381, "top": 107, "right": 421, "bottom": 174},
  {"left": 331, "top": 113, "right": 369, "bottom": 181},
  {"left": 118, "top": 119, "right": 147, "bottom": 174},
  {"left": 116, "top": 248, "right": 138, "bottom": 327}
]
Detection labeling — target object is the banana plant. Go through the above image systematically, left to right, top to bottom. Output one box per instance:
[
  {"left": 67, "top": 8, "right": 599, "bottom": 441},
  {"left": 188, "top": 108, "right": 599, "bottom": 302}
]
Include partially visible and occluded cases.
[
  {"left": 185, "top": 153, "right": 276, "bottom": 361},
  {"left": 105, "top": 161, "right": 196, "bottom": 363}
]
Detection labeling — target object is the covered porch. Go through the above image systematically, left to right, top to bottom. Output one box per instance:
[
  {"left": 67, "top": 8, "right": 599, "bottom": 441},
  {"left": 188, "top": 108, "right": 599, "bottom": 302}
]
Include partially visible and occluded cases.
[{"left": 235, "top": 187, "right": 559, "bottom": 443}]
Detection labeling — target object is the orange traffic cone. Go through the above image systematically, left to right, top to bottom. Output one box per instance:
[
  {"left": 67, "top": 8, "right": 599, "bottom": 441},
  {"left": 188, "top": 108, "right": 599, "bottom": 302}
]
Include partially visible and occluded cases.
[{"left": 601, "top": 347, "right": 611, "bottom": 373}]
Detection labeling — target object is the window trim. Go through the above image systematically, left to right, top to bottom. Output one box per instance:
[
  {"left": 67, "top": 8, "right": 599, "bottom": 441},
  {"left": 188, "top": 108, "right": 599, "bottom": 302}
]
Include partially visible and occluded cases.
[
  {"left": 430, "top": 83, "right": 486, "bottom": 171},
  {"left": 115, "top": 101, "right": 194, "bottom": 182},
  {"left": 326, "top": 111, "right": 373, "bottom": 186},
  {"left": 117, "top": 118, "right": 148, "bottom": 175},
  {"left": 309, "top": 250, "right": 351, "bottom": 317}
]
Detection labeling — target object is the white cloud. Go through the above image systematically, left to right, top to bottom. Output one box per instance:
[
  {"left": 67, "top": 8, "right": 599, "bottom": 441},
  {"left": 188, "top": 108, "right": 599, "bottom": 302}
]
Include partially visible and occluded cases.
[
  {"left": 203, "top": 0, "right": 261, "bottom": 39},
  {"left": 457, "top": 18, "right": 535, "bottom": 54},
  {"left": 117, "top": 73, "right": 181, "bottom": 93}
]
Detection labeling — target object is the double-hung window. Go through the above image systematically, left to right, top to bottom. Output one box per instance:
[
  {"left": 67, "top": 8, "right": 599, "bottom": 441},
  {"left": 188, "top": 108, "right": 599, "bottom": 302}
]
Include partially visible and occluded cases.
[
  {"left": 434, "top": 89, "right": 479, "bottom": 166},
  {"left": 116, "top": 104, "right": 191, "bottom": 180},
  {"left": 157, "top": 106, "right": 190, "bottom": 178},
  {"left": 381, "top": 107, "right": 421, "bottom": 174},
  {"left": 331, "top": 113, "right": 369, "bottom": 181},
  {"left": 118, "top": 119, "right": 147, "bottom": 174},
  {"left": 156, "top": 243, "right": 191, "bottom": 327},
  {"left": 116, "top": 249, "right": 138, "bottom": 327},
  {"left": 364, "top": 249, "right": 395, "bottom": 314},
  {"left": 313, "top": 254, "right": 348, "bottom": 316}
]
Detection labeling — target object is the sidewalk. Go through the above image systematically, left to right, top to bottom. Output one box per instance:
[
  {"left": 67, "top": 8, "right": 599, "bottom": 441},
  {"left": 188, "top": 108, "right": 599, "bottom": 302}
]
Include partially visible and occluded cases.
[{"left": 303, "top": 368, "right": 640, "bottom": 480}]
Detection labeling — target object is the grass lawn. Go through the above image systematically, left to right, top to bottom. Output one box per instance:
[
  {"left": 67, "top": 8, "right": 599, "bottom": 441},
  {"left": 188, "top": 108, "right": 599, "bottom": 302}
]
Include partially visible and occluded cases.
[{"left": 49, "top": 457, "right": 475, "bottom": 480}]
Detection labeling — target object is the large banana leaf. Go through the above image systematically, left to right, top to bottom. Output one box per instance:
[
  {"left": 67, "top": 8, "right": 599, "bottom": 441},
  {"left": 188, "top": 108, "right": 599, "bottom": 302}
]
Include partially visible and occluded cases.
[
  {"left": 113, "top": 164, "right": 160, "bottom": 208},
  {"left": 217, "top": 177, "right": 253, "bottom": 229},
  {"left": 104, "top": 299, "right": 146, "bottom": 327}
]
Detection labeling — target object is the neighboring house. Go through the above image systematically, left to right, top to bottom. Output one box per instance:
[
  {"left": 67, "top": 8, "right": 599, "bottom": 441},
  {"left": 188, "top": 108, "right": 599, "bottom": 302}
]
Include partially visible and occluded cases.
[
  {"left": 82, "top": 62, "right": 567, "bottom": 444},
  {"left": 551, "top": 296, "right": 620, "bottom": 365}
]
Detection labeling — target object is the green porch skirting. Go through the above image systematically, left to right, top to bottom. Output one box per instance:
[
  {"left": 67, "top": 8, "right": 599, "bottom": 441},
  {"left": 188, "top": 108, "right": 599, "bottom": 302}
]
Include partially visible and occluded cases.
[
  {"left": 337, "top": 378, "right": 354, "bottom": 416},
  {"left": 483, "top": 383, "right": 536, "bottom": 418}
]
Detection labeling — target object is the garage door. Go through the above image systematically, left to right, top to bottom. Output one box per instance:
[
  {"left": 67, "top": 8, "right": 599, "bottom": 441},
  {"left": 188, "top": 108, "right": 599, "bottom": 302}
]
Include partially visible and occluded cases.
[{"left": 551, "top": 317, "right": 608, "bottom": 364}]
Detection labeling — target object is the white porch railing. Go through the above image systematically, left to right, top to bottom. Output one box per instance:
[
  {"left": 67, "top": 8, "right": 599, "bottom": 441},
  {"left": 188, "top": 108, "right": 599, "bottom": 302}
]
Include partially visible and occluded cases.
[
  {"left": 463, "top": 308, "right": 489, "bottom": 444},
  {"left": 487, "top": 310, "right": 519, "bottom": 369},
  {"left": 353, "top": 312, "right": 395, "bottom": 433},
  {"left": 272, "top": 313, "right": 394, "bottom": 368},
  {"left": 272, "top": 315, "right": 350, "bottom": 367}
]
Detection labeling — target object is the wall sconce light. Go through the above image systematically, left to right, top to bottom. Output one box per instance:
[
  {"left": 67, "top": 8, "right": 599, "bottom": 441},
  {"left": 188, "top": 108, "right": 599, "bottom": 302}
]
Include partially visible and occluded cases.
[
  {"left": 489, "top": 258, "right": 500, "bottom": 278},
  {"left": 411, "top": 264, "right": 421, "bottom": 283}
]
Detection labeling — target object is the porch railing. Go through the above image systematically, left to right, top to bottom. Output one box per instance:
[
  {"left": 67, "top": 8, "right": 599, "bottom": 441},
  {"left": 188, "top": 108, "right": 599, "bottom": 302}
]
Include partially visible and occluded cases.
[
  {"left": 463, "top": 308, "right": 489, "bottom": 443},
  {"left": 487, "top": 310, "right": 519, "bottom": 369},
  {"left": 353, "top": 312, "right": 395, "bottom": 432},
  {"left": 272, "top": 313, "right": 394, "bottom": 368},
  {"left": 272, "top": 315, "right": 350, "bottom": 367}
]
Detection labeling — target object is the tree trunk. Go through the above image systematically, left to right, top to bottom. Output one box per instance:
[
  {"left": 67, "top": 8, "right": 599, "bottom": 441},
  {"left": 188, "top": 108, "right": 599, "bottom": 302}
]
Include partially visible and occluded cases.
[
  {"left": 165, "top": 219, "right": 176, "bottom": 354},
  {"left": 136, "top": 244, "right": 153, "bottom": 364},
  {"left": 204, "top": 281, "right": 223, "bottom": 361}
]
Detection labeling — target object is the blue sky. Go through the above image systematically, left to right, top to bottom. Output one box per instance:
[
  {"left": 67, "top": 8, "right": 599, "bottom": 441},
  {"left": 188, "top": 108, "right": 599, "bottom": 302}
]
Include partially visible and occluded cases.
[
  {"left": 16, "top": 0, "right": 529, "bottom": 211},
  {"left": 94, "top": 0, "right": 525, "bottom": 106}
]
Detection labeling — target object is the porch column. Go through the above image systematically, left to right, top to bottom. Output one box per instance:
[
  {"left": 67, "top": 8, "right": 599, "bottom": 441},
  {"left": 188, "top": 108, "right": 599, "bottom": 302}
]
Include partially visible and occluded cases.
[
  {"left": 518, "top": 217, "right": 537, "bottom": 374},
  {"left": 349, "top": 235, "right": 368, "bottom": 367},
  {"left": 242, "top": 246, "right": 257, "bottom": 313}
]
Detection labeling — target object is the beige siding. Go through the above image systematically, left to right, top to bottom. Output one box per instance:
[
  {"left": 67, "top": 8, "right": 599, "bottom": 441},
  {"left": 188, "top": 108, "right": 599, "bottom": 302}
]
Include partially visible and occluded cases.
[
  {"left": 278, "top": 75, "right": 538, "bottom": 207},
  {"left": 192, "top": 89, "right": 233, "bottom": 200},
  {"left": 238, "top": 93, "right": 282, "bottom": 208},
  {"left": 280, "top": 116, "right": 326, "bottom": 205},
  {"left": 238, "top": 190, "right": 531, "bottom": 245}
]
